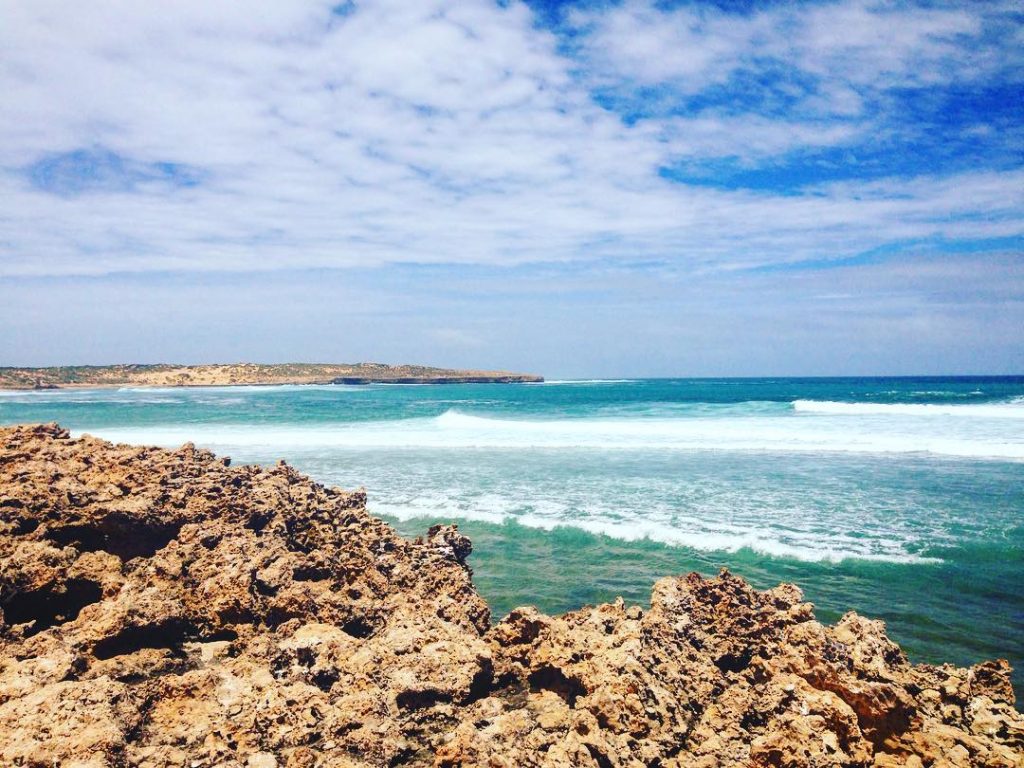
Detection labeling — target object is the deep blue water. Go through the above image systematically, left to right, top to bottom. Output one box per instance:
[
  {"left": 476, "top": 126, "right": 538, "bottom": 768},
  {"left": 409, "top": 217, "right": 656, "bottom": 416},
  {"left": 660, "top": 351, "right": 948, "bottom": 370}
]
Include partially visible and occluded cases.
[{"left": 2, "top": 376, "right": 1022, "bottom": 704}]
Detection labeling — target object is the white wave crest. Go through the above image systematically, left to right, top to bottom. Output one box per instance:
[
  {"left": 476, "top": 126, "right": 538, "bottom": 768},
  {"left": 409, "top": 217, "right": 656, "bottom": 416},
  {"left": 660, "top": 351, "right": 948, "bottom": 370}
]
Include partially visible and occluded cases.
[
  {"left": 793, "top": 399, "right": 1024, "bottom": 418},
  {"left": 81, "top": 405, "right": 1024, "bottom": 460},
  {"left": 371, "top": 498, "right": 940, "bottom": 565}
]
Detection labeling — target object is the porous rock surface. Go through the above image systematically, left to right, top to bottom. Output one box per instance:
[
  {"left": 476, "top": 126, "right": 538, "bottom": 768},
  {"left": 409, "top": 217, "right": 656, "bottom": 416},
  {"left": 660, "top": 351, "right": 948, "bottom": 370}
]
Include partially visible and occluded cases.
[{"left": 0, "top": 424, "right": 1021, "bottom": 768}]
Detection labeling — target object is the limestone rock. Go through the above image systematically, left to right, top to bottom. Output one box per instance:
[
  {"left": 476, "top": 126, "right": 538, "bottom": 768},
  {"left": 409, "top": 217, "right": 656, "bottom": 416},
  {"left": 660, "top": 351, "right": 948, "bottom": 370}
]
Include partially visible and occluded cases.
[{"left": 1, "top": 424, "right": 1020, "bottom": 767}]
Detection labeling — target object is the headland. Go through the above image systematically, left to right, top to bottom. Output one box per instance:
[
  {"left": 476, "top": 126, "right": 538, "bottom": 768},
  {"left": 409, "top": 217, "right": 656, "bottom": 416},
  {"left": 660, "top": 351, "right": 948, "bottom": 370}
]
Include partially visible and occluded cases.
[{"left": 0, "top": 362, "right": 544, "bottom": 390}]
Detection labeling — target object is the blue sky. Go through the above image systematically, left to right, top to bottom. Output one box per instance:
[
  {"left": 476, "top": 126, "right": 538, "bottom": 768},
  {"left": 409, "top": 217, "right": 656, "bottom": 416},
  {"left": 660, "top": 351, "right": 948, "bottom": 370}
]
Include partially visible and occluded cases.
[{"left": 1, "top": 0, "right": 1021, "bottom": 375}]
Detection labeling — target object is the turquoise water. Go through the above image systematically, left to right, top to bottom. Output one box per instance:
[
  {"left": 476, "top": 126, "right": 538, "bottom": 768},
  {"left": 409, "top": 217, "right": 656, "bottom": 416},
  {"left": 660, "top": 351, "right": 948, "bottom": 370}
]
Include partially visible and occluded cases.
[{"left": 2, "top": 377, "right": 1023, "bottom": 704}]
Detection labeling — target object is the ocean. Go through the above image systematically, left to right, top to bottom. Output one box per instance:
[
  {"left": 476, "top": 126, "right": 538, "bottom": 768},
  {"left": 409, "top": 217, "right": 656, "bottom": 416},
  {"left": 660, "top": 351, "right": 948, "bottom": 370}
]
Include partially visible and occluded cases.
[{"left": 2, "top": 376, "right": 1022, "bottom": 703}]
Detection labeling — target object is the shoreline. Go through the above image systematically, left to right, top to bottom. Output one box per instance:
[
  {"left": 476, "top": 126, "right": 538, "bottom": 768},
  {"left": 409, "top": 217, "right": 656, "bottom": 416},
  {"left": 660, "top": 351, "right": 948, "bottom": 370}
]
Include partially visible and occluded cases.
[{"left": 1, "top": 423, "right": 1020, "bottom": 766}]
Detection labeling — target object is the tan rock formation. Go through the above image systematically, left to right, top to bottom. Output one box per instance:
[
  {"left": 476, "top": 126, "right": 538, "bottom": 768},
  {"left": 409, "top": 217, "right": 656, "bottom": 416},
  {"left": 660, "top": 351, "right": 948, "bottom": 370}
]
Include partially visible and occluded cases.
[{"left": 0, "top": 424, "right": 1021, "bottom": 767}]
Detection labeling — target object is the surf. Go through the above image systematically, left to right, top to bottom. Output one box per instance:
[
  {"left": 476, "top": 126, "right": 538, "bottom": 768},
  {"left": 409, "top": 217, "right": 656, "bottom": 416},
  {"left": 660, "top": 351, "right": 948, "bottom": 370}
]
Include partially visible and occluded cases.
[
  {"left": 793, "top": 398, "right": 1024, "bottom": 418},
  {"left": 78, "top": 404, "right": 1024, "bottom": 460},
  {"left": 370, "top": 497, "right": 942, "bottom": 565}
]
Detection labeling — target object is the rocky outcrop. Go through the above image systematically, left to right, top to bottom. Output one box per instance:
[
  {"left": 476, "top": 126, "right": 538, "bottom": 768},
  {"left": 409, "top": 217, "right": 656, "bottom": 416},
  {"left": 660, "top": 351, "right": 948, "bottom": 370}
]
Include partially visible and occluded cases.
[{"left": 0, "top": 423, "right": 1020, "bottom": 767}]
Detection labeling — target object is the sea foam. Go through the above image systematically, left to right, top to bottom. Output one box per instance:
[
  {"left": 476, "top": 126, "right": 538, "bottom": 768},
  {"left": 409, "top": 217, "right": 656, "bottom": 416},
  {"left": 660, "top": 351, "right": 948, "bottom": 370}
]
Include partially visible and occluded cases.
[
  {"left": 793, "top": 399, "right": 1024, "bottom": 418},
  {"left": 82, "top": 403, "right": 1024, "bottom": 460},
  {"left": 370, "top": 497, "right": 941, "bottom": 565}
]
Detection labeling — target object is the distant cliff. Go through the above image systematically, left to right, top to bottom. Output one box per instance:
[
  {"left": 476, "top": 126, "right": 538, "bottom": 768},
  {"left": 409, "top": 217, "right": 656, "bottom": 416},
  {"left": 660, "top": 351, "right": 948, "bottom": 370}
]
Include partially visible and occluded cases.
[{"left": 0, "top": 362, "right": 544, "bottom": 389}]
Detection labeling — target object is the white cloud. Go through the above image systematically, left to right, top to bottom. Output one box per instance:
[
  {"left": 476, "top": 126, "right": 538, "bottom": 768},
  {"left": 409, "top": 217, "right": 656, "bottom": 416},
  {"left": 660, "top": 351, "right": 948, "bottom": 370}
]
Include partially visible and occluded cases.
[
  {"left": 0, "top": 0, "right": 1020, "bottom": 279},
  {"left": 575, "top": 0, "right": 1010, "bottom": 101}
]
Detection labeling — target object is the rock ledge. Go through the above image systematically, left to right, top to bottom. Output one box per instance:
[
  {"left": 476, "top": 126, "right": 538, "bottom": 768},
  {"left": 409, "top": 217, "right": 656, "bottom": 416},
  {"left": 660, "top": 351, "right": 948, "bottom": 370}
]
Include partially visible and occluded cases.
[{"left": 0, "top": 424, "right": 1020, "bottom": 767}]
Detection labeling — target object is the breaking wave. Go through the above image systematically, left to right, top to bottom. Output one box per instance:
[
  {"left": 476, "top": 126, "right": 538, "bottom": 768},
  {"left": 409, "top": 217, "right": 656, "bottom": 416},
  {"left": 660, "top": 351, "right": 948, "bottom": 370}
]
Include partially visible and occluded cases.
[
  {"left": 793, "top": 398, "right": 1024, "bottom": 418},
  {"left": 82, "top": 404, "right": 1024, "bottom": 460},
  {"left": 370, "top": 497, "right": 941, "bottom": 565}
]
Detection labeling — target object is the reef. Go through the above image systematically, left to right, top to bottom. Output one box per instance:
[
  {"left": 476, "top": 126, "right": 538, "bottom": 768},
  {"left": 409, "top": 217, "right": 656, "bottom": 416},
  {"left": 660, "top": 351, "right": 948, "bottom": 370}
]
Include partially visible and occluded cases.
[{"left": 0, "top": 423, "right": 1021, "bottom": 767}]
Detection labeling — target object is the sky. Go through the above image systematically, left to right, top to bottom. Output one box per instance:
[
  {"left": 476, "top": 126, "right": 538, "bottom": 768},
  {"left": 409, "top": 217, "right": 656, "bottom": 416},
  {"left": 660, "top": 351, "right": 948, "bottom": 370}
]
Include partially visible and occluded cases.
[{"left": 1, "top": 0, "right": 1022, "bottom": 376}]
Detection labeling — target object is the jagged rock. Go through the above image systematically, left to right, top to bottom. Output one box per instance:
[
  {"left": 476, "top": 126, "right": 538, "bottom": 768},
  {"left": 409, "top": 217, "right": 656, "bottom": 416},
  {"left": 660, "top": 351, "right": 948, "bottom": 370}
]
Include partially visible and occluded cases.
[{"left": 0, "top": 424, "right": 1021, "bottom": 767}]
